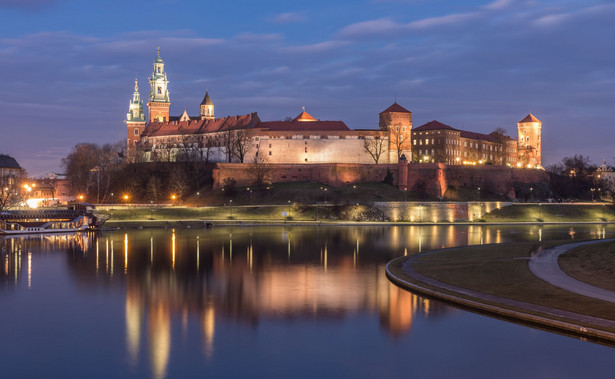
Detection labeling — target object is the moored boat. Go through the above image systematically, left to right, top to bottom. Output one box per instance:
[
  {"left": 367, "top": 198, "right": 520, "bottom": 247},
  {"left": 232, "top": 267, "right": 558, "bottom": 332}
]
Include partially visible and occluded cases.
[{"left": 0, "top": 204, "right": 105, "bottom": 235}]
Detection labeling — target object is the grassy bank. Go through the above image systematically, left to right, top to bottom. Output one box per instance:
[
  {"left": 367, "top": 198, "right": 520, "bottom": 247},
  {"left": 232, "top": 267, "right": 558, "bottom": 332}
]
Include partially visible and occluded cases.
[
  {"left": 97, "top": 203, "right": 388, "bottom": 227},
  {"left": 481, "top": 203, "right": 615, "bottom": 223},
  {"left": 389, "top": 240, "right": 615, "bottom": 330},
  {"left": 559, "top": 242, "right": 615, "bottom": 292}
]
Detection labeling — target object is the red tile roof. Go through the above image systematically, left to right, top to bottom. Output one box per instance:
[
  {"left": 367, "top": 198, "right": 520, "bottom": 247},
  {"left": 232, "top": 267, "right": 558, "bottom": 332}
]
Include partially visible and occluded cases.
[
  {"left": 380, "top": 102, "right": 412, "bottom": 114},
  {"left": 142, "top": 112, "right": 261, "bottom": 137},
  {"left": 519, "top": 113, "right": 541, "bottom": 123},
  {"left": 255, "top": 120, "right": 349, "bottom": 131},
  {"left": 413, "top": 120, "right": 458, "bottom": 132},
  {"left": 460, "top": 130, "right": 497, "bottom": 142}
]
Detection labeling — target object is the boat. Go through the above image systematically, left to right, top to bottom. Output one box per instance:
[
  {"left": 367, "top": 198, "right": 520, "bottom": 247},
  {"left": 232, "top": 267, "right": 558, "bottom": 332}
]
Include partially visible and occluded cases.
[{"left": 0, "top": 204, "right": 106, "bottom": 235}]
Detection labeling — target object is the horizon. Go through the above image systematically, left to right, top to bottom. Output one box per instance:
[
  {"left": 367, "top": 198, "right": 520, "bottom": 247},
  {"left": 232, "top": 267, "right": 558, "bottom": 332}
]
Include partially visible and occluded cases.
[{"left": 1, "top": 0, "right": 613, "bottom": 176}]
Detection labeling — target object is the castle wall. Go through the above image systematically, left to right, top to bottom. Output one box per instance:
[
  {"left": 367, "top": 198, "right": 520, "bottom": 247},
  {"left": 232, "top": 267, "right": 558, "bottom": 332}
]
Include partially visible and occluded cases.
[
  {"left": 212, "top": 162, "right": 549, "bottom": 199},
  {"left": 213, "top": 163, "right": 398, "bottom": 190}
]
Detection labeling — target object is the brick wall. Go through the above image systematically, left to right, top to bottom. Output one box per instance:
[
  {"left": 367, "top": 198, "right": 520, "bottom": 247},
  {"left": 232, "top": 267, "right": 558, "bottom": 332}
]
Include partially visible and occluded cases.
[{"left": 212, "top": 162, "right": 549, "bottom": 199}]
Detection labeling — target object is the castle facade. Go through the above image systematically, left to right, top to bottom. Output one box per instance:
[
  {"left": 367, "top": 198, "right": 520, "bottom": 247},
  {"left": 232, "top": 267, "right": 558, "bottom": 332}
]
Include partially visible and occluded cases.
[{"left": 126, "top": 51, "right": 542, "bottom": 169}]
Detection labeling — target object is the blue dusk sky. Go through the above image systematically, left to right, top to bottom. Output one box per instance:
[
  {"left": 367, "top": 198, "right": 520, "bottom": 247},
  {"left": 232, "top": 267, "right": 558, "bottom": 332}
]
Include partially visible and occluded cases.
[{"left": 0, "top": 0, "right": 613, "bottom": 176}]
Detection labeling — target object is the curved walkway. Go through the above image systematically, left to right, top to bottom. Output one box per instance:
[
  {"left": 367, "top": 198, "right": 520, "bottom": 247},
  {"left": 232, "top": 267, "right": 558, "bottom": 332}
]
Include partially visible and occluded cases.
[{"left": 529, "top": 239, "right": 615, "bottom": 303}]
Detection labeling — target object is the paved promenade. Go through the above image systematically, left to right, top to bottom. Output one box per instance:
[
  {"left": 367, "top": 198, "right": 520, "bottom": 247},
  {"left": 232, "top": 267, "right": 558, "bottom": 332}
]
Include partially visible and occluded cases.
[{"left": 529, "top": 239, "right": 615, "bottom": 303}]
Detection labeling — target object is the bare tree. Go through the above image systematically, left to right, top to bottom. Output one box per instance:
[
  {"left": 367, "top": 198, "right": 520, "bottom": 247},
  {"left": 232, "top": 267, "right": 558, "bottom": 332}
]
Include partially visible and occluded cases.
[
  {"left": 389, "top": 126, "right": 410, "bottom": 159},
  {"left": 231, "top": 129, "right": 252, "bottom": 163},
  {"left": 363, "top": 136, "right": 386, "bottom": 164},
  {"left": 62, "top": 143, "right": 100, "bottom": 196},
  {"left": 248, "top": 156, "right": 272, "bottom": 190},
  {"left": 169, "top": 168, "right": 189, "bottom": 200},
  {"left": 0, "top": 173, "right": 23, "bottom": 212},
  {"left": 146, "top": 175, "right": 163, "bottom": 203}
]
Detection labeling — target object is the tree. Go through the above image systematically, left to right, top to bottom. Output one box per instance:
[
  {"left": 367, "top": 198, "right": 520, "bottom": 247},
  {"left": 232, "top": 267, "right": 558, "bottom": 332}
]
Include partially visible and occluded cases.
[
  {"left": 389, "top": 126, "right": 410, "bottom": 159},
  {"left": 231, "top": 129, "right": 252, "bottom": 163},
  {"left": 363, "top": 136, "right": 386, "bottom": 164},
  {"left": 62, "top": 143, "right": 100, "bottom": 196},
  {"left": 90, "top": 143, "right": 122, "bottom": 203},
  {"left": 546, "top": 155, "right": 596, "bottom": 199},
  {"left": 248, "top": 156, "right": 272, "bottom": 190},
  {"left": 169, "top": 168, "right": 189, "bottom": 200},
  {"left": 0, "top": 174, "right": 23, "bottom": 212},
  {"left": 146, "top": 175, "right": 163, "bottom": 203}
]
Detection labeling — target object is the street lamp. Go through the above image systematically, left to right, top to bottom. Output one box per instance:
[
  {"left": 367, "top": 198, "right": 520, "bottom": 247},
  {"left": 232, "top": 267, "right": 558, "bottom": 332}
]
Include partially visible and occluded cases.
[
  {"left": 477, "top": 187, "right": 481, "bottom": 200},
  {"left": 530, "top": 187, "right": 534, "bottom": 202},
  {"left": 591, "top": 188, "right": 595, "bottom": 202},
  {"left": 123, "top": 194, "right": 129, "bottom": 205},
  {"left": 229, "top": 199, "right": 233, "bottom": 219},
  {"left": 288, "top": 200, "right": 291, "bottom": 218}
]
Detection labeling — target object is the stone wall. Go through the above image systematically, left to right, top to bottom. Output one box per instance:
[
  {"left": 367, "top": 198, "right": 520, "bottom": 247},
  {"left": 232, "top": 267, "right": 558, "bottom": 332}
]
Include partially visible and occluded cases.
[{"left": 373, "top": 201, "right": 512, "bottom": 222}]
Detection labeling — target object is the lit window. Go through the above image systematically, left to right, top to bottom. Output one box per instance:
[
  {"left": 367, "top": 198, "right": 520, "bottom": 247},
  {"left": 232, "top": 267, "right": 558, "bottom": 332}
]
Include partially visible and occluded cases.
[{"left": 413, "top": 140, "right": 417, "bottom": 145}]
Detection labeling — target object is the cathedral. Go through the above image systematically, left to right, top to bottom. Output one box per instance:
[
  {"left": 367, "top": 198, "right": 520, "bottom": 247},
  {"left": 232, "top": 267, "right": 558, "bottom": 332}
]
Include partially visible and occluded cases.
[{"left": 125, "top": 50, "right": 542, "bottom": 168}]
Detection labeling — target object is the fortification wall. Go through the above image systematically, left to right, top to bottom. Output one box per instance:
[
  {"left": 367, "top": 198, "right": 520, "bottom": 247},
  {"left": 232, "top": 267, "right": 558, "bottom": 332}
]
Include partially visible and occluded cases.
[
  {"left": 212, "top": 162, "right": 549, "bottom": 199},
  {"left": 213, "top": 163, "right": 398, "bottom": 190}
]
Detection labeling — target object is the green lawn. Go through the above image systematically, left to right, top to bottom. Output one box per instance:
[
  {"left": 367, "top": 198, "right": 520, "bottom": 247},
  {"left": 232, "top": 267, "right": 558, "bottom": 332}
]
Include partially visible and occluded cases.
[
  {"left": 481, "top": 203, "right": 615, "bottom": 222},
  {"left": 390, "top": 240, "right": 615, "bottom": 330}
]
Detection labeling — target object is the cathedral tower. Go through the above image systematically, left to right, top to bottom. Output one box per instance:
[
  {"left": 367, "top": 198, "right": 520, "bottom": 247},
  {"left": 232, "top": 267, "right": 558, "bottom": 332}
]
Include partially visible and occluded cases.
[
  {"left": 148, "top": 48, "right": 170, "bottom": 122},
  {"left": 125, "top": 79, "right": 146, "bottom": 159},
  {"left": 200, "top": 91, "right": 214, "bottom": 120},
  {"left": 379, "top": 103, "right": 413, "bottom": 163},
  {"left": 517, "top": 113, "right": 542, "bottom": 168}
]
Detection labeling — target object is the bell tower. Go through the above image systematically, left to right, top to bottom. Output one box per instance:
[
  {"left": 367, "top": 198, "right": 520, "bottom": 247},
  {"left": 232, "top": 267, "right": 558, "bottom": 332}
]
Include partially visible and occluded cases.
[
  {"left": 148, "top": 48, "right": 170, "bottom": 122},
  {"left": 125, "top": 79, "right": 146, "bottom": 160},
  {"left": 200, "top": 91, "right": 214, "bottom": 120},
  {"left": 517, "top": 113, "right": 542, "bottom": 168}
]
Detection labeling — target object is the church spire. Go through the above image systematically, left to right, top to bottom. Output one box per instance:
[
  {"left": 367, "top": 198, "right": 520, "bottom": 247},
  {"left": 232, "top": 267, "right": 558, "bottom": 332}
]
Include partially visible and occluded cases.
[
  {"left": 148, "top": 48, "right": 171, "bottom": 122},
  {"left": 126, "top": 78, "right": 145, "bottom": 122},
  {"left": 200, "top": 91, "right": 214, "bottom": 120}
]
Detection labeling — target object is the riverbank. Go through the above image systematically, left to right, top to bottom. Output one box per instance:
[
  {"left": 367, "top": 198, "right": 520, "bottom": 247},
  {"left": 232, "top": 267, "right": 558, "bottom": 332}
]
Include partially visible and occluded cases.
[
  {"left": 96, "top": 202, "right": 615, "bottom": 228},
  {"left": 386, "top": 240, "right": 615, "bottom": 343}
]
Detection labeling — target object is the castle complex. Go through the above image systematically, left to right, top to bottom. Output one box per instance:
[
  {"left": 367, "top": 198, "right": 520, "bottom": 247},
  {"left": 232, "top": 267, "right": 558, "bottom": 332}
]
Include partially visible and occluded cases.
[{"left": 126, "top": 51, "right": 543, "bottom": 169}]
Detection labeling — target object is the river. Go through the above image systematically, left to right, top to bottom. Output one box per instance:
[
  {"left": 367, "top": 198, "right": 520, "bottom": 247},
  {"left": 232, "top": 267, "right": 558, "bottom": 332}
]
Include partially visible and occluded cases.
[{"left": 1, "top": 224, "right": 613, "bottom": 378}]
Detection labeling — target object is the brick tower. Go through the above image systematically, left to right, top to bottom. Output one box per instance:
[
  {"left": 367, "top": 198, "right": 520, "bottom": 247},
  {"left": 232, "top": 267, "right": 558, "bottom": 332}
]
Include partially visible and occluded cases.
[
  {"left": 148, "top": 48, "right": 170, "bottom": 122},
  {"left": 379, "top": 103, "right": 413, "bottom": 163},
  {"left": 517, "top": 113, "right": 542, "bottom": 168}
]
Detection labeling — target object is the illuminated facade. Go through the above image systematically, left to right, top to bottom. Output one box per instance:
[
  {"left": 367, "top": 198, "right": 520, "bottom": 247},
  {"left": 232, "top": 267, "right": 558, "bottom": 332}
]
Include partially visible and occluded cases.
[
  {"left": 126, "top": 51, "right": 541, "bottom": 168},
  {"left": 517, "top": 113, "right": 542, "bottom": 168}
]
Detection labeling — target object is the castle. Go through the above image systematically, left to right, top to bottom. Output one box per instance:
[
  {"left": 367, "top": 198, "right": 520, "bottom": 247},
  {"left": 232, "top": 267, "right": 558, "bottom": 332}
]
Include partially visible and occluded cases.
[{"left": 126, "top": 51, "right": 542, "bottom": 169}]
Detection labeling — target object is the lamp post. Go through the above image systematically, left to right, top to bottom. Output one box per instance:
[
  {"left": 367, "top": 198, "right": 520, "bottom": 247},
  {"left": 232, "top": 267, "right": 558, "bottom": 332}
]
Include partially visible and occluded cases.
[
  {"left": 477, "top": 187, "right": 481, "bottom": 200},
  {"left": 530, "top": 187, "right": 534, "bottom": 202},
  {"left": 591, "top": 188, "right": 595, "bottom": 202},
  {"left": 229, "top": 199, "right": 233, "bottom": 219},
  {"left": 150, "top": 200, "right": 154, "bottom": 220},
  {"left": 288, "top": 200, "right": 291, "bottom": 219}
]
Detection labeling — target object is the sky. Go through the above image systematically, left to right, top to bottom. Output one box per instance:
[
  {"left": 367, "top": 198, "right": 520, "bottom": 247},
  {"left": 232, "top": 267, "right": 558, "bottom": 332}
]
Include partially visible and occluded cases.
[{"left": 0, "top": 0, "right": 613, "bottom": 176}]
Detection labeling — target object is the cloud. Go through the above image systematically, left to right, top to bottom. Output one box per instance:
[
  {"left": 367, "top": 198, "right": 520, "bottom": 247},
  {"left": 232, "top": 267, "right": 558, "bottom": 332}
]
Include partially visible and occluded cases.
[
  {"left": 269, "top": 12, "right": 306, "bottom": 24},
  {"left": 283, "top": 40, "right": 349, "bottom": 54}
]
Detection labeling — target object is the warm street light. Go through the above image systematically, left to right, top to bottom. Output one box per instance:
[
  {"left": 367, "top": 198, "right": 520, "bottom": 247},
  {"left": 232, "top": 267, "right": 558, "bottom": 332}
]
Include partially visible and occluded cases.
[{"left": 78, "top": 195, "right": 84, "bottom": 201}]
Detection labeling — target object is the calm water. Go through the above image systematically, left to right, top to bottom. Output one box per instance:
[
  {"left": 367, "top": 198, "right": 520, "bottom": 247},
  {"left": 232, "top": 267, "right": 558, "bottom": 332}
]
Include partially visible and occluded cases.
[{"left": 1, "top": 225, "right": 614, "bottom": 378}]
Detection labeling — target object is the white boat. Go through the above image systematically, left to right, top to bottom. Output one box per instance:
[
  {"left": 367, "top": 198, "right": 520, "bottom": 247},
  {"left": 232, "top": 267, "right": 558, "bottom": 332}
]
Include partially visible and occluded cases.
[{"left": 0, "top": 205, "right": 104, "bottom": 235}]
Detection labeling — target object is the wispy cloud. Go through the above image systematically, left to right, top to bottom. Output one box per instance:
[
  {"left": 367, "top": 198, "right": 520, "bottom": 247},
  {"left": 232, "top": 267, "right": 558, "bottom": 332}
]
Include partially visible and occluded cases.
[{"left": 269, "top": 12, "right": 306, "bottom": 24}]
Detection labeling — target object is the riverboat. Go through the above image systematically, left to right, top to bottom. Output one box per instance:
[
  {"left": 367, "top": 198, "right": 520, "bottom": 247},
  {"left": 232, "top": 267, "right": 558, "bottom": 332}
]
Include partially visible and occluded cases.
[{"left": 0, "top": 204, "right": 105, "bottom": 235}]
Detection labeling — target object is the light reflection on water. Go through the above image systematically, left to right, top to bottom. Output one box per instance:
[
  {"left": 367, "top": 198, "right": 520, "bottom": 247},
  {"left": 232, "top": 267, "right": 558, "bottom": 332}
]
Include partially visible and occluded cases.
[{"left": 0, "top": 224, "right": 614, "bottom": 378}]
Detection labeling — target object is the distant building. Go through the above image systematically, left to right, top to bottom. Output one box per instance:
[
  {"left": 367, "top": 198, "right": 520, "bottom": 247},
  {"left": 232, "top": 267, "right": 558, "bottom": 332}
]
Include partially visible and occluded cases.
[
  {"left": 125, "top": 50, "right": 541, "bottom": 168},
  {"left": 0, "top": 154, "right": 24, "bottom": 186},
  {"left": 596, "top": 161, "right": 615, "bottom": 195}
]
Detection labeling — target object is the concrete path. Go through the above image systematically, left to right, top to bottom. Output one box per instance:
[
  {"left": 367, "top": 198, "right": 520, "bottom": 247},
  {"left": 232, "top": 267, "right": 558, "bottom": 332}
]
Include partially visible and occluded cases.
[{"left": 529, "top": 239, "right": 615, "bottom": 303}]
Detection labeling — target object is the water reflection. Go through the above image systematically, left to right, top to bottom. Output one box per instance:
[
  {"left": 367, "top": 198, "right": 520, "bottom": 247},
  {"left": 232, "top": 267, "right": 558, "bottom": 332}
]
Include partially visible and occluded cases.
[{"left": 1, "top": 224, "right": 613, "bottom": 378}]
